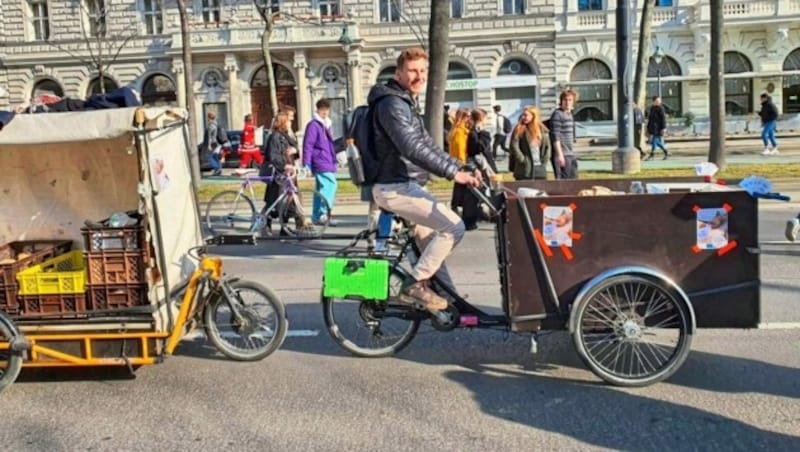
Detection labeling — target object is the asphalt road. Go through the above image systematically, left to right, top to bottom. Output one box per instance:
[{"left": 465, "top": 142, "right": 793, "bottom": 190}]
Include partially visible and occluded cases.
[{"left": 1, "top": 202, "right": 798, "bottom": 451}]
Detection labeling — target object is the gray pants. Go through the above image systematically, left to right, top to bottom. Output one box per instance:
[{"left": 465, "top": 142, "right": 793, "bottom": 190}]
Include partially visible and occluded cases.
[{"left": 373, "top": 182, "right": 464, "bottom": 284}]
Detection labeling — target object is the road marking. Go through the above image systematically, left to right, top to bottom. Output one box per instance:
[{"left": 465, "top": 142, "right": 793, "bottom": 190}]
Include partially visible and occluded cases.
[
  {"left": 758, "top": 322, "right": 800, "bottom": 330},
  {"left": 183, "top": 329, "right": 319, "bottom": 341}
]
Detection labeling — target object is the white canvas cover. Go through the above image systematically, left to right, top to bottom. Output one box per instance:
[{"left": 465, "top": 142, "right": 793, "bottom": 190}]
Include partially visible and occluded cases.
[{"left": 0, "top": 107, "right": 203, "bottom": 328}]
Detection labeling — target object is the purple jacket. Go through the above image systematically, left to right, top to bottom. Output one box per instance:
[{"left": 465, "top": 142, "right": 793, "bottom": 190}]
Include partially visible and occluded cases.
[{"left": 303, "top": 118, "right": 338, "bottom": 174}]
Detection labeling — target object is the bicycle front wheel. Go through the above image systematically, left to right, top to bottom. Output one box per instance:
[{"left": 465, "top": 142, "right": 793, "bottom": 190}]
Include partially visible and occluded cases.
[
  {"left": 279, "top": 189, "right": 331, "bottom": 239},
  {"left": 205, "top": 191, "right": 256, "bottom": 236},
  {"left": 323, "top": 268, "right": 421, "bottom": 357},
  {"left": 204, "top": 280, "right": 288, "bottom": 361},
  {"left": 0, "top": 312, "right": 23, "bottom": 394}
]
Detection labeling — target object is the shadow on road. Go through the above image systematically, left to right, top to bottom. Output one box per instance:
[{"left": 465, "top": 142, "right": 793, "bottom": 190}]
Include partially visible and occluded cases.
[{"left": 443, "top": 365, "right": 800, "bottom": 450}]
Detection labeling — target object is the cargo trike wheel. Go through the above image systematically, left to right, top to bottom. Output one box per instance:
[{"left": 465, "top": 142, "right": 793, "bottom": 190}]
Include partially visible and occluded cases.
[
  {"left": 323, "top": 269, "right": 421, "bottom": 358},
  {"left": 571, "top": 274, "right": 694, "bottom": 387},
  {"left": 0, "top": 312, "right": 23, "bottom": 393}
]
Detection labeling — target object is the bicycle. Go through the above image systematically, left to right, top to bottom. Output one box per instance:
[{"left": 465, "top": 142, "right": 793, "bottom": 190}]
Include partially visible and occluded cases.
[
  {"left": 204, "top": 168, "right": 331, "bottom": 239},
  {"left": 0, "top": 244, "right": 289, "bottom": 392}
]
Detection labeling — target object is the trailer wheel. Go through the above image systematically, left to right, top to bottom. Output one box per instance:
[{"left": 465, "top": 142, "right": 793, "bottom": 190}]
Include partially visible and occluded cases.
[
  {"left": 571, "top": 274, "right": 694, "bottom": 387},
  {"left": 0, "top": 312, "right": 23, "bottom": 394}
]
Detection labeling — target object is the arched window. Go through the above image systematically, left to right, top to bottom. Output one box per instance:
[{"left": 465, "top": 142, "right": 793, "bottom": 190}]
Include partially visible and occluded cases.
[
  {"left": 783, "top": 48, "right": 800, "bottom": 114},
  {"left": 724, "top": 51, "right": 753, "bottom": 115},
  {"left": 646, "top": 55, "right": 682, "bottom": 116},
  {"left": 570, "top": 58, "right": 613, "bottom": 121},
  {"left": 496, "top": 59, "right": 537, "bottom": 122},
  {"left": 498, "top": 59, "right": 534, "bottom": 76},
  {"left": 445, "top": 62, "right": 474, "bottom": 109},
  {"left": 447, "top": 62, "right": 472, "bottom": 80},
  {"left": 251, "top": 63, "right": 296, "bottom": 88},
  {"left": 376, "top": 66, "right": 395, "bottom": 84},
  {"left": 141, "top": 74, "right": 177, "bottom": 106},
  {"left": 87, "top": 76, "right": 118, "bottom": 96},
  {"left": 32, "top": 78, "right": 64, "bottom": 98}
]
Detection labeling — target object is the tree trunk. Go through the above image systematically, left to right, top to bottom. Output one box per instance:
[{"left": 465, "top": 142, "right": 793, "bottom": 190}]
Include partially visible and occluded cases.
[
  {"left": 176, "top": 0, "right": 201, "bottom": 189},
  {"left": 423, "top": 0, "right": 450, "bottom": 150},
  {"left": 633, "top": 0, "right": 655, "bottom": 108},
  {"left": 708, "top": 0, "right": 726, "bottom": 168},
  {"left": 261, "top": 22, "right": 279, "bottom": 118}
]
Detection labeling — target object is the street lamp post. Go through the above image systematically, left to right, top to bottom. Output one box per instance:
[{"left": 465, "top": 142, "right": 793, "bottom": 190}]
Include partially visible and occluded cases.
[
  {"left": 338, "top": 27, "right": 353, "bottom": 112},
  {"left": 652, "top": 46, "right": 665, "bottom": 99}
]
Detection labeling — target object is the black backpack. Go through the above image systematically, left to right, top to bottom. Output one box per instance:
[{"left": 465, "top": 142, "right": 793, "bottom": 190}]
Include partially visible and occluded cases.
[{"left": 346, "top": 105, "right": 381, "bottom": 186}]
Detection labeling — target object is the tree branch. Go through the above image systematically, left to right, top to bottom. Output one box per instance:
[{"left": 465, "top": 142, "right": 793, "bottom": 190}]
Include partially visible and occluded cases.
[{"left": 392, "top": 0, "right": 427, "bottom": 49}]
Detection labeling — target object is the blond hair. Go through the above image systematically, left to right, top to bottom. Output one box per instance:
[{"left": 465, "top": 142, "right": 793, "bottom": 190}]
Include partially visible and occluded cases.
[
  {"left": 396, "top": 47, "right": 429, "bottom": 69},
  {"left": 513, "top": 106, "right": 547, "bottom": 143}
]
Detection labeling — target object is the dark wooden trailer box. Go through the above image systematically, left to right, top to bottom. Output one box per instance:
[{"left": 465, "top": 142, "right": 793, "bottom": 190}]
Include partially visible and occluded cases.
[{"left": 502, "top": 178, "right": 759, "bottom": 332}]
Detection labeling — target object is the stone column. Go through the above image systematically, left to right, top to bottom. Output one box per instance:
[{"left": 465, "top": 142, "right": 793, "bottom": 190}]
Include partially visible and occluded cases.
[
  {"left": 347, "top": 49, "right": 363, "bottom": 107},
  {"left": 294, "top": 50, "right": 312, "bottom": 131},
  {"left": 225, "top": 54, "right": 242, "bottom": 129},
  {"left": 172, "top": 58, "right": 186, "bottom": 108}
]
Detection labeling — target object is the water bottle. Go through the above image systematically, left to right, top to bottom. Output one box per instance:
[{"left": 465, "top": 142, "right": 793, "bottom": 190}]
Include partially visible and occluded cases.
[{"left": 345, "top": 138, "right": 365, "bottom": 185}]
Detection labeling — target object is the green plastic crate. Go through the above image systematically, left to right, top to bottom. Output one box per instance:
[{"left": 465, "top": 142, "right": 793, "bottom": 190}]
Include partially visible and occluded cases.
[{"left": 323, "top": 258, "right": 389, "bottom": 300}]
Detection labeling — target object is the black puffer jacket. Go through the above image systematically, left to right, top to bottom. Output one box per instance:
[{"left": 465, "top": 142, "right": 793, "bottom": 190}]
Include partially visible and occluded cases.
[{"left": 368, "top": 79, "right": 460, "bottom": 184}]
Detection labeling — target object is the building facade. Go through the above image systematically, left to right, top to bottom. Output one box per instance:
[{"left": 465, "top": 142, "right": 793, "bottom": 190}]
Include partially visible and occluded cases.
[{"left": 1, "top": 0, "right": 799, "bottom": 139}]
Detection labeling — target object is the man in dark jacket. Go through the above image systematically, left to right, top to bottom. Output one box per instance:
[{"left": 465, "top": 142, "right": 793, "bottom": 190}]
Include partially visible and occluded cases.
[
  {"left": 369, "top": 47, "right": 481, "bottom": 312},
  {"left": 759, "top": 93, "right": 779, "bottom": 155},
  {"left": 645, "top": 96, "right": 670, "bottom": 160}
]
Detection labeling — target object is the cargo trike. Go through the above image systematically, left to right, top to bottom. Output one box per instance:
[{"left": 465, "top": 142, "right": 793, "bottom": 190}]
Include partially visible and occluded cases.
[{"left": 321, "top": 177, "right": 773, "bottom": 387}]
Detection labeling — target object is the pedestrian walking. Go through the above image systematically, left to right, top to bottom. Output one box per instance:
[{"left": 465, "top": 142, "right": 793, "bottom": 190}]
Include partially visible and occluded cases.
[
  {"left": 549, "top": 89, "right": 579, "bottom": 179},
  {"left": 759, "top": 93, "right": 779, "bottom": 156},
  {"left": 645, "top": 96, "right": 670, "bottom": 161},
  {"left": 302, "top": 98, "right": 339, "bottom": 225},
  {"left": 632, "top": 100, "right": 645, "bottom": 159},
  {"left": 492, "top": 105, "right": 512, "bottom": 160},
  {"left": 448, "top": 108, "right": 471, "bottom": 213},
  {"left": 203, "top": 111, "right": 229, "bottom": 176},
  {"left": 238, "top": 113, "right": 264, "bottom": 169}
]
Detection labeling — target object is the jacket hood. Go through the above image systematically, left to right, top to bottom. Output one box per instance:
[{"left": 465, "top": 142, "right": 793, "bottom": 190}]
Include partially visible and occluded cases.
[{"left": 367, "top": 79, "right": 415, "bottom": 106}]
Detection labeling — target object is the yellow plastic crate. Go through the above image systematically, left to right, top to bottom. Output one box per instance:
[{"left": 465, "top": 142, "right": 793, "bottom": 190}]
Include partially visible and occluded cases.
[{"left": 16, "top": 250, "right": 87, "bottom": 295}]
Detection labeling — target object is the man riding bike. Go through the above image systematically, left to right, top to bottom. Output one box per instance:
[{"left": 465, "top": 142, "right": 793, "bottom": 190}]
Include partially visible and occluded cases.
[{"left": 368, "top": 47, "right": 481, "bottom": 312}]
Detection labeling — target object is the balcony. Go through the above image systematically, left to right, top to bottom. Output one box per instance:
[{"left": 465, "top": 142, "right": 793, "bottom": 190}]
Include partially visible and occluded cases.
[{"left": 562, "top": 0, "right": 799, "bottom": 33}]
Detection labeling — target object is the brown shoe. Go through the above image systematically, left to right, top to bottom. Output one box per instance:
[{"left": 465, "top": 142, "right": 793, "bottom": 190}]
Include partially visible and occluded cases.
[{"left": 399, "top": 281, "right": 448, "bottom": 312}]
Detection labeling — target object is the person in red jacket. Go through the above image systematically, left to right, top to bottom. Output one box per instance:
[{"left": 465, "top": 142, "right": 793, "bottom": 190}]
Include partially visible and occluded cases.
[{"left": 239, "top": 114, "right": 264, "bottom": 169}]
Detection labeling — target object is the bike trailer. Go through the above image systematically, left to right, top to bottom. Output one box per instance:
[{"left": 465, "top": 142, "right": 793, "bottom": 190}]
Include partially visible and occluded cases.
[{"left": 0, "top": 107, "right": 204, "bottom": 370}]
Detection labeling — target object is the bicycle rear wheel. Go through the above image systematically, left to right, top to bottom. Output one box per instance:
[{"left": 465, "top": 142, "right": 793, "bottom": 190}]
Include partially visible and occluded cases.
[
  {"left": 279, "top": 189, "right": 331, "bottom": 239},
  {"left": 205, "top": 191, "right": 256, "bottom": 236},
  {"left": 323, "top": 268, "right": 421, "bottom": 357},
  {"left": 203, "top": 280, "right": 288, "bottom": 361},
  {"left": 0, "top": 312, "right": 23, "bottom": 393}
]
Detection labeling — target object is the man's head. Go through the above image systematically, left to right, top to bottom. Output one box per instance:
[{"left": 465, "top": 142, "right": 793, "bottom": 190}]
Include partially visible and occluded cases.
[
  {"left": 394, "top": 47, "right": 429, "bottom": 96},
  {"left": 559, "top": 89, "right": 576, "bottom": 111},
  {"left": 761, "top": 93, "right": 769, "bottom": 103},
  {"left": 652, "top": 96, "right": 662, "bottom": 106},
  {"left": 316, "top": 98, "right": 331, "bottom": 119},
  {"left": 444, "top": 104, "right": 450, "bottom": 112},
  {"left": 493, "top": 105, "right": 501, "bottom": 113},
  {"left": 207, "top": 111, "right": 216, "bottom": 121},
  {"left": 244, "top": 114, "right": 252, "bottom": 122}
]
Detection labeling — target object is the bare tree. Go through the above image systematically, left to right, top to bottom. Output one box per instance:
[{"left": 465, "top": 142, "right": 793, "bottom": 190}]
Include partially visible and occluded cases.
[
  {"left": 176, "top": 0, "right": 201, "bottom": 188},
  {"left": 252, "top": 0, "right": 281, "bottom": 118},
  {"left": 392, "top": 0, "right": 427, "bottom": 49},
  {"left": 423, "top": 0, "right": 450, "bottom": 149},
  {"left": 633, "top": 0, "right": 656, "bottom": 108},
  {"left": 708, "top": 0, "right": 726, "bottom": 168},
  {"left": 47, "top": 1, "right": 138, "bottom": 95}
]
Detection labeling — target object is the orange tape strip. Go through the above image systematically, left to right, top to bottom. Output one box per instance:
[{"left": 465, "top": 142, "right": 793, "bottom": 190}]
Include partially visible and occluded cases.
[
  {"left": 568, "top": 203, "right": 577, "bottom": 211},
  {"left": 722, "top": 203, "right": 733, "bottom": 213},
  {"left": 692, "top": 205, "right": 701, "bottom": 213},
  {"left": 533, "top": 228, "right": 553, "bottom": 257},
  {"left": 570, "top": 232, "right": 583, "bottom": 240},
  {"left": 717, "top": 240, "right": 738, "bottom": 256},
  {"left": 560, "top": 245, "right": 574, "bottom": 261},
  {"left": 691, "top": 245, "right": 702, "bottom": 254}
]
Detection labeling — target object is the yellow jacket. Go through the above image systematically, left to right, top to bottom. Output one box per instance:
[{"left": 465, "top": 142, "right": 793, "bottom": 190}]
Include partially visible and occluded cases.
[{"left": 448, "top": 124, "right": 469, "bottom": 164}]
